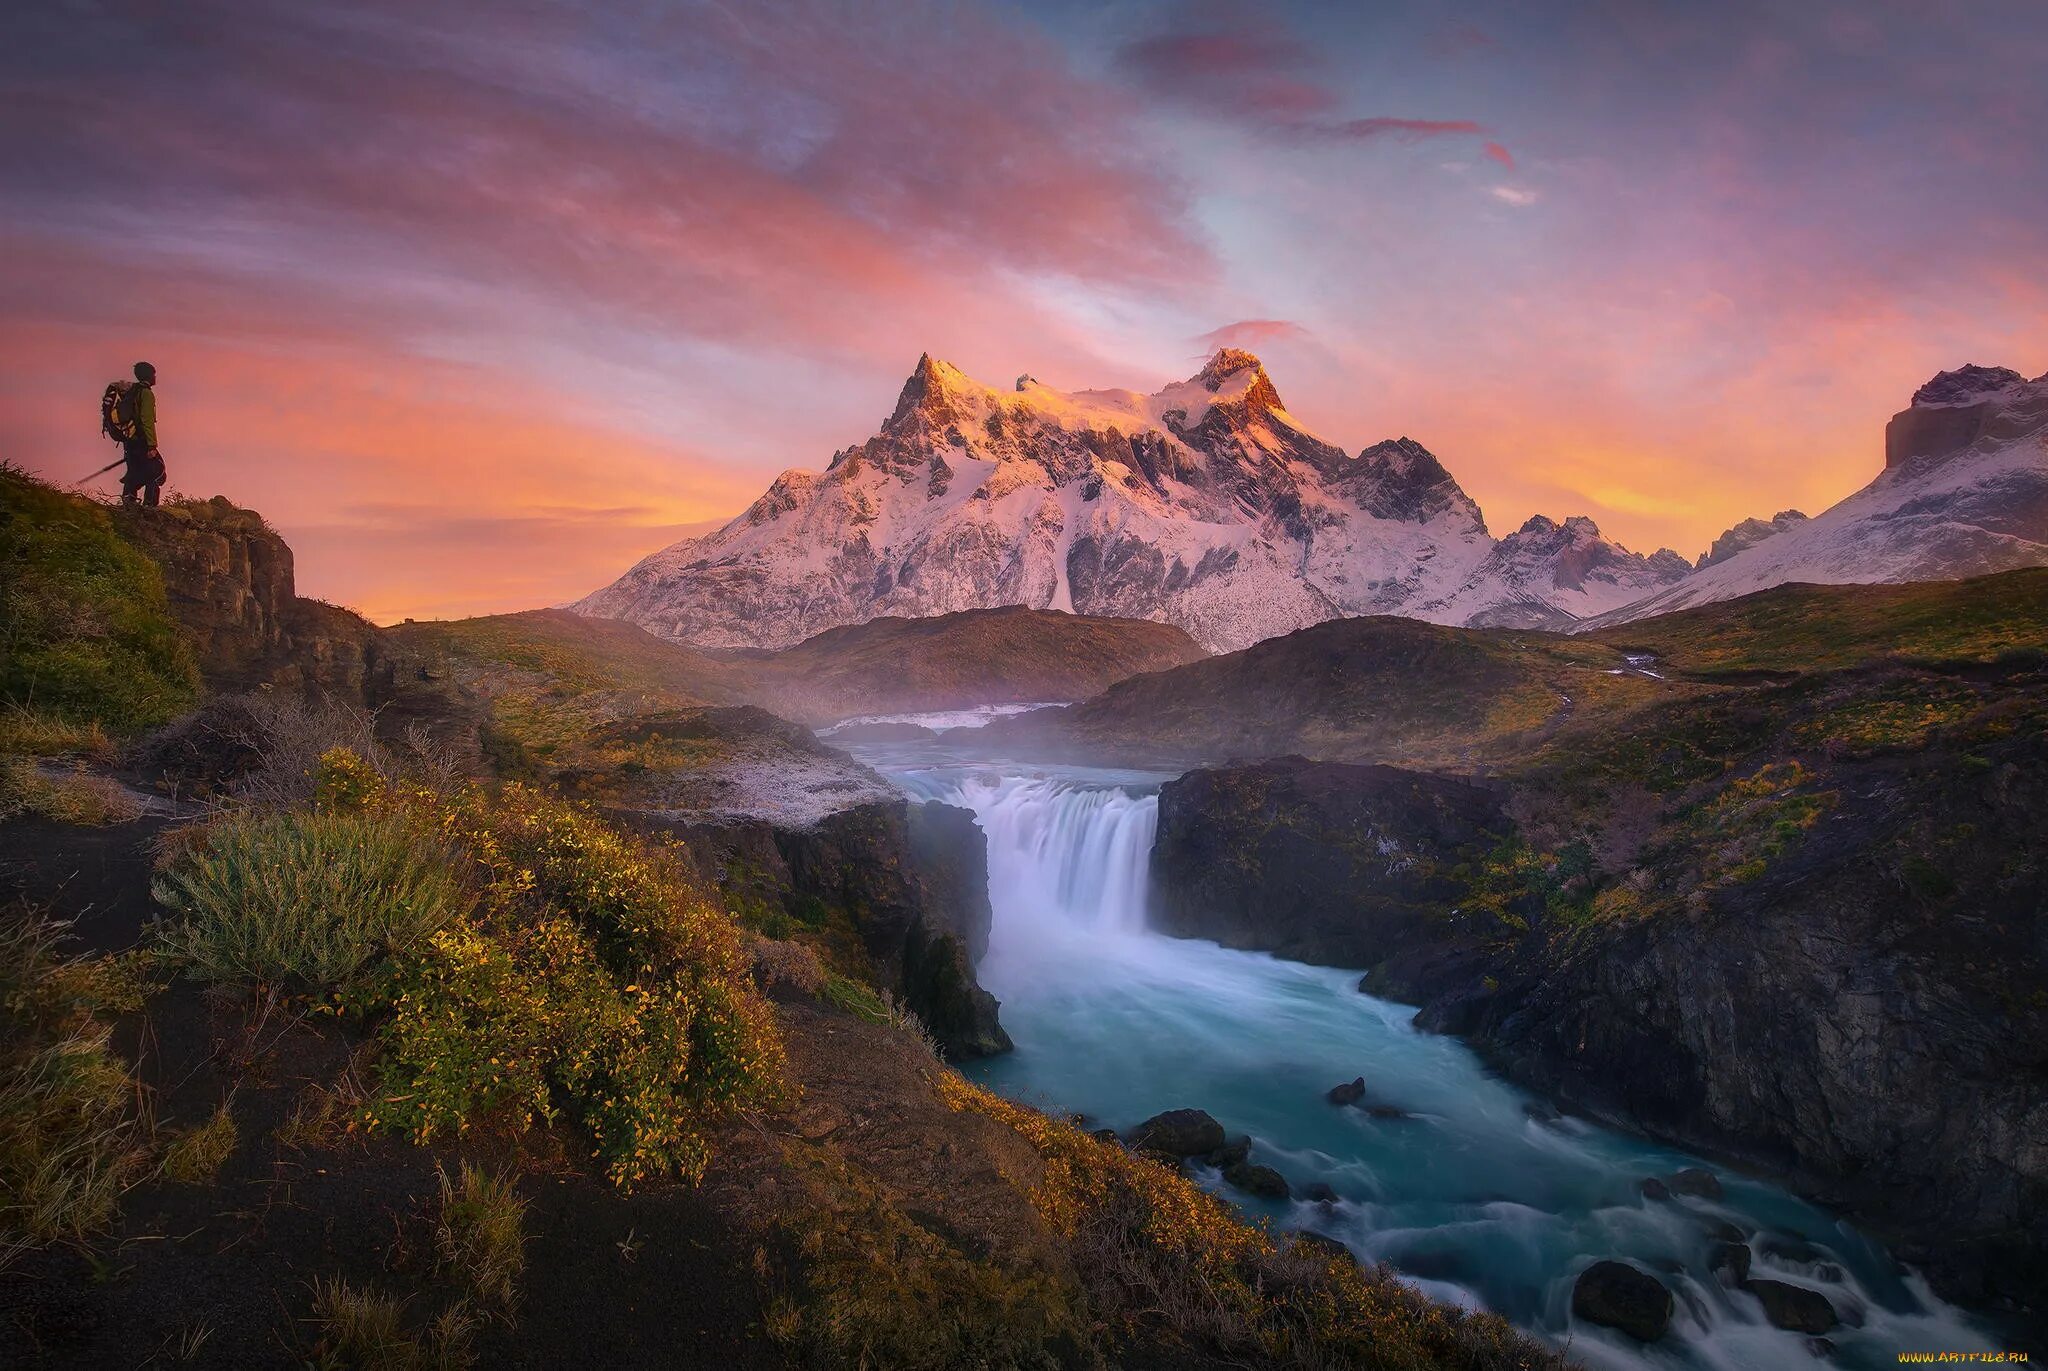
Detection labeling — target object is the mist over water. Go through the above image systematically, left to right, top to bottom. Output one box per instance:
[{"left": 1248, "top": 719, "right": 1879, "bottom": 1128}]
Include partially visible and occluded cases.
[{"left": 867, "top": 730, "right": 1997, "bottom": 1369}]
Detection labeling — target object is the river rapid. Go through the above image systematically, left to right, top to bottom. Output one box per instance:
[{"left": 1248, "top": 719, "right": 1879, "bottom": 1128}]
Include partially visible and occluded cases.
[{"left": 835, "top": 713, "right": 1998, "bottom": 1370}]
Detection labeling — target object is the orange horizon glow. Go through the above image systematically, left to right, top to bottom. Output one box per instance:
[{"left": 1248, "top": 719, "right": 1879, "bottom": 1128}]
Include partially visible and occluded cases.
[{"left": 3, "top": 2, "right": 2044, "bottom": 623}]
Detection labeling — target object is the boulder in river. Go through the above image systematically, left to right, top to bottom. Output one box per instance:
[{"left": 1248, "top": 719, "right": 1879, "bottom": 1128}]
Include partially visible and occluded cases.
[
  {"left": 1327, "top": 1077, "right": 1367, "bottom": 1105},
  {"left": 1126, "top": 1109, "right": 1226, "bottom": 1157},
  {"left": 1206, "top": 1136, "right": 1252, "bottom": 1169},
  {"left": 1224, "top": 1162, "right": 1291, "bottom": 1199},
  {"left": 1667, "top": 1167, "right": 1723, "bottom": 1199},
  {"left": 1639, "top": 1177, "right": 1671, "bottom": 1201},
  {"left": 1303, "top": 1182, "right": 1338, "bottom": 1205},
  {"left": 1707, "top": 1241, "right": 1752, "bottom": 1286},
  {"left": 1572, "top": 1260, "right": 1674, "bottom": 1342},
  {"left": 1745, "top": 1279, "right": 1839, "bottom": 1334}
]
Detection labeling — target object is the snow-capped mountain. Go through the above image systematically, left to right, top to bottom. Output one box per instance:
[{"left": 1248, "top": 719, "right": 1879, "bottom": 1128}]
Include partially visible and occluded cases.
[
  {"left": 577, "top": 351, "right": 1670, "bottom": 651},
  {"left": 1588, "top": 364, "right": 2048, "bottom": 627},
  {"left": 1697, "top": 510, "right": 1808, "bottom": 568},
  {"left": 1409, "top": 514, "right": 1691, "bottom": 630}
]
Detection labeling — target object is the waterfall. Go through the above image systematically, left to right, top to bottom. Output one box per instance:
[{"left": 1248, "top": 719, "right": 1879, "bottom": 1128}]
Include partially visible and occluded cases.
[{"left": 939, "top": 774, "right": 1157, "bottom": 944}]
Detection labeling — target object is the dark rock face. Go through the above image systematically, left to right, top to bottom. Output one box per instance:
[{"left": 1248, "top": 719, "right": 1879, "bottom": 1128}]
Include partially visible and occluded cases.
[
  {"left": 1887, "top": 364, "right": 2034, "bottom": 468},
  {"left": 114, "top": 496, "right": 485, "bottom": 764},
  {"left": 1151, "top": 758, "right": 1510, "bottom": 976},
  {"left": 656, "top": 797, "right": 1007, "bottom": 1060},
  {"left": 1125, "top": 1109, "right": 1225, "bottom": 1157},
  {"left": 1571, "top": 1260, "right": 1673, "bottom": 1342},
  {"left": 1745, "top": 1279, "right": 1839, "bottom": 1334}
]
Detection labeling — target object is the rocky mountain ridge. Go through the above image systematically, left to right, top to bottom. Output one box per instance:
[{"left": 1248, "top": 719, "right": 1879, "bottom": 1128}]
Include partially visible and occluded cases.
[
  {"left": 576, "top": 350, "right": 1685, "bottom": 650},
  {"left": 1591, "top": 362, "right": 2048, "bottom": 626}
]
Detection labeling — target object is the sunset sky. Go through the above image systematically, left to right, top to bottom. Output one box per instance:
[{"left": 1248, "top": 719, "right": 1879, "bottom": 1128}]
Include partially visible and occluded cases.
[{"left": 4, "top": 0, "right": 2045, "bottom": 624}]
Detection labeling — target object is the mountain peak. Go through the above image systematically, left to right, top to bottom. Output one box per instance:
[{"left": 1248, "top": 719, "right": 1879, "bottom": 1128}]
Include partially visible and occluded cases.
[
  {"left": 1183, "top": 348, "right": 1286, "bottom": 423},
  {"left": 1196, "top": 348, "right": 1267, "bottom": 389},
  {"left": 888, "top": 353, "right": 980, "bottom": 428},
  {"left": 1911, "top": 363, "right": 2029, "bottom": 407}
]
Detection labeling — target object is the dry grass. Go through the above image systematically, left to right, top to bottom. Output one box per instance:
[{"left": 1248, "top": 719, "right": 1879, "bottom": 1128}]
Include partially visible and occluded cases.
[
  {"left": 0, "top": 756, "right": 145, "bottom": 826},
  {"left": 0, "top": 912, "right": 153, "bottom": 1268},
  {"left": 160, "top": 1102, "right": 238, "bottom": 1185},
  {"left": 434, "top": 1162, "right": 527, "bottom": 1315},
  {"left": 307, "top": 1277, "right": 476, "bottom": 1371}
]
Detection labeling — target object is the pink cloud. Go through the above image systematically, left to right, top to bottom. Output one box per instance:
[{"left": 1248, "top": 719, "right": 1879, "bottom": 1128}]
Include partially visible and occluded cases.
[
  {"left": 1115, "top": 18, "right": 1496, "bottom": 153},
  {"left": 1483, "top": 141, "right": 1517, "bottom": 171},
  {"left": 1195, "top": 320, "right": 1313, "bottom": 354}
]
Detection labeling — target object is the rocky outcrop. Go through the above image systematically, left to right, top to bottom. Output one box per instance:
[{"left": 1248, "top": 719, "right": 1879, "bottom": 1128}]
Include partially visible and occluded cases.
[
  {"left": 1887, "top": 364, "right": 2034, "bottom": 468},
  {"left": 112, "top": 497, "right": 485, "bottom": 762},
  {"left": 113, "top": 498, "right": 373, "bottom": 697},
  {"left": 1150, "top": 758, "right": 1510, "bottom": 979},
  {"left": 648, "top": 792, "right": 1008, "bottom": 1060}
]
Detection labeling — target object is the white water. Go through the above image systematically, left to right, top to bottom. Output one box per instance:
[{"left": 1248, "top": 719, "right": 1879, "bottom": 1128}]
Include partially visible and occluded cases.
[{"left": 867, "top": 740, "right": 2005, "bottom": 1370}]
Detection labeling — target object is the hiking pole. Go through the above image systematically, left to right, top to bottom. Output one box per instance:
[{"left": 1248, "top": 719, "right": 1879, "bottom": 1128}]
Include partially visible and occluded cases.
[{"left": 74, "top": 457, "right": 125, "bottom": 485}]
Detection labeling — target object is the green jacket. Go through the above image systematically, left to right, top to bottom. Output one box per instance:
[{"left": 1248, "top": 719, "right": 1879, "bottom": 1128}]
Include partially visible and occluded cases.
[{"left": 132, "top": 383, "right": 157, "bottom": 448}]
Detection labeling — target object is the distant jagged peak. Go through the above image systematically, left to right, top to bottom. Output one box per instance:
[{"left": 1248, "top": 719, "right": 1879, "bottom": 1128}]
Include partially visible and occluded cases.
[
  {"left": 1911, "top": 363, "right": 2031, "bottom": 407},
  {"left": 1357, "top": 436, "right": 1444, "bottom": 478},
  {"left": 1346, "top": 437, "right": 1481, "bottom": 526},
  {"left": 1698, "top": 509, "right": 1809, "bottom": 568},
  {"left": 1509, "top": 513, "right": 1602, "bottom": 544}
]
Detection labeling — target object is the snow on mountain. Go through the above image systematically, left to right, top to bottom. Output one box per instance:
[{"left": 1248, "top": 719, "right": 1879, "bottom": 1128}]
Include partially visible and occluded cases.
[
  {"left": 576, "top": 350, "right": 1577, "bottom": 652},
  {"left": 1588, "top": 364, "right": 2048, "bottom": 627},
  {"left": 1697, "top": 509, "right": 1809, "bottom": 568},
  {"left": 1408, "top": 514, "right": 1691, "bottom": 630}
]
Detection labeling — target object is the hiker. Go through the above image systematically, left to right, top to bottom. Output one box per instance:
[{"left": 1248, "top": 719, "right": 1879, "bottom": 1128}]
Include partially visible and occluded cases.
[{"left": 118, "top": 361, "right": 165, "bottom": 506}]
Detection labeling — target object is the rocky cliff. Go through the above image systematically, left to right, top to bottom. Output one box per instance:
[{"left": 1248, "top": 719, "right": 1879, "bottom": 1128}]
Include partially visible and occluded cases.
[{"left": 1147, "top": 638, "right": 2048, "bottom": 1319}]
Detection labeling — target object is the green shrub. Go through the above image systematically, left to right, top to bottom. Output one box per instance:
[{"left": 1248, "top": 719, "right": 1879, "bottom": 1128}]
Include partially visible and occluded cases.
[
  {"left": 0, "top": 466, "right": 198, "bottom": 730},
  {"left": 347, "top": 775, "right": 787, "bottom": 1188},
  {"left": 152, "top": 809, "right": 472, "bottom": 991},
  {"left": 0, "top": 913, "right": 151, "bottom": 1263},
  {"left": 435, "top": 1162, "right": 526, "bottom": 1313}
]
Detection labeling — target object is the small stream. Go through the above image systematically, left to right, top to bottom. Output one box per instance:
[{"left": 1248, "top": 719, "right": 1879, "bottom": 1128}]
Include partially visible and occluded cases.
[{"left": 836, "top": 715, "right": 1998, "bottom": 1369}]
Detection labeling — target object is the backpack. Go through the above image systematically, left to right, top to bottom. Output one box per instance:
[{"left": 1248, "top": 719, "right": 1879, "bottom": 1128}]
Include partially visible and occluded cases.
[{"left": 101, "top": 379, "right": 139, "bottom": 444}]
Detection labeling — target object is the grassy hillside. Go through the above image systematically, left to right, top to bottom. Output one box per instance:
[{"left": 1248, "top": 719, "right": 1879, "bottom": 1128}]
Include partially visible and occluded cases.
[
  {"left": 0, "top": 466, "right": 198, "bottom": 732},
  {"left": 1587, "top": 567, "right": 2048, "bottom": 676},
  {"left": 993, "top": 569, "right": 2048, "bottom": 770},
  {"left": 390, "top": 604, "right": 1206, "bottom": 756},
  {"left": 760, "top": 604, "right": 1206, "bottom": 723},
  {"left": 989, "top": 612, "right": 1673, "bottom": 767}
]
